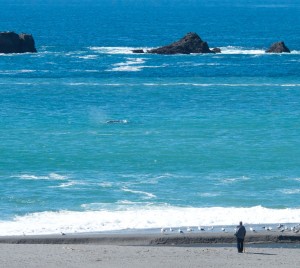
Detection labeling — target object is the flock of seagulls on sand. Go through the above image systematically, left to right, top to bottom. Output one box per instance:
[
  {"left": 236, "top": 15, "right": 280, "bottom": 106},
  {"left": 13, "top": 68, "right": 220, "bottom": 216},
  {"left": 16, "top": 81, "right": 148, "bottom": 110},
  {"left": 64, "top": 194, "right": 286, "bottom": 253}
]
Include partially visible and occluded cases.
[
  {"left": 160, "top": 223, "right": 300, "bottom": 234},
  {"left": 160, "top": 226, "right": 219, "bottom": 234}
]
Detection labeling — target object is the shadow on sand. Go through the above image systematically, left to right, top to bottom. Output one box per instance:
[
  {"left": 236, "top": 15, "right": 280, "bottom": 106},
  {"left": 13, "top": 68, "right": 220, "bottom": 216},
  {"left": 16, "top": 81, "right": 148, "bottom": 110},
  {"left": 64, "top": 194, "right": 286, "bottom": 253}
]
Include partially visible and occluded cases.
[{"left": 245, "top": 252, "right": 277, "bottom": 256}]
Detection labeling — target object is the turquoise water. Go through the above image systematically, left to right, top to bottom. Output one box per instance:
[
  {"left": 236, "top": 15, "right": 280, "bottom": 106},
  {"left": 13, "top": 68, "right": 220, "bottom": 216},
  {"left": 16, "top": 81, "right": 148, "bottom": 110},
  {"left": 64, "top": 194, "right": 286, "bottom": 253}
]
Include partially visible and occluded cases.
[{"left": 0, "top": 0, "right": 300, "bottom": 235}]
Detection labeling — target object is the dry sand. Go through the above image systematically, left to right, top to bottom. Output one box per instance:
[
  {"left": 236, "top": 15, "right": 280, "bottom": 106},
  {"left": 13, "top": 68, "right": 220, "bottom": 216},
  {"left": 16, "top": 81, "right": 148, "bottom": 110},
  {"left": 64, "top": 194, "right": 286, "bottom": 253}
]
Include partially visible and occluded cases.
[
  {"left": 0, "top": 232, "right": 299, "bottom": 268},
  {"left": 1, "top": 244, "right": 300, "bottom": 268}
]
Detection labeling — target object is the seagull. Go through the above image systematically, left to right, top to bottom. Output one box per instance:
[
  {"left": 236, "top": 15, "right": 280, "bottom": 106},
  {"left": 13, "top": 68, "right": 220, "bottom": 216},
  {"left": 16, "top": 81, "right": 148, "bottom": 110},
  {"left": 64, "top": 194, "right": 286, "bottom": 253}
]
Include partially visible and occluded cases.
[
  {"left": 277, "top": 224, "right": 284, "bottom": 229},
  {"left": 198, "top": 226, "right": 205, "bottom": 231},
  {"left": 207, "top": 226, "right": 214, "bottom": 231},
  {"left": 169, "top": 227, "right": 174, "bottom": 232},
  {"left": 187, "top": 227, "right": 194, "bottom": 232},
  {"left": 249, "top": 227, "right": 256, "bottom": 232},
  {"left": 266, "top": 227, "right": 272, "bottom": 231},
  {"left": 160, "top": 228, "right": 166, "bottom": 233},
  {"left": 178, "top": 228, "right": 184, "bottom": 234},
  {"left": 221, "top": 228, "right": 226, "bottom": 232},
  {"left": 61, "top": 232, "right": 66, "bottom": 236}
]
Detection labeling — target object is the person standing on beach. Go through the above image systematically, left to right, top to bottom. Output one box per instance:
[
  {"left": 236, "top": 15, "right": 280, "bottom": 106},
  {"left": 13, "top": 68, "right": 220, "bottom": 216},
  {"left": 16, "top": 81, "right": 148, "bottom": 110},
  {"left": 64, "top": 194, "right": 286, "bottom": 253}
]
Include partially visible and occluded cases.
[{"left": 234, "top": 221, "right": 246, "bottom": 253}]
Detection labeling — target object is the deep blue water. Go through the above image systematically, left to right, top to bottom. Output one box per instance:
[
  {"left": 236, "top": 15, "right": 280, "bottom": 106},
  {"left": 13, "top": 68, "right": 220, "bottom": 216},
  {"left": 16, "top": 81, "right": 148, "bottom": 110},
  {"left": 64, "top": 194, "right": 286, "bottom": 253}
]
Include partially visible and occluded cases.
[{"left": 0, "top": 0, "right": 300, "bottom": 235}]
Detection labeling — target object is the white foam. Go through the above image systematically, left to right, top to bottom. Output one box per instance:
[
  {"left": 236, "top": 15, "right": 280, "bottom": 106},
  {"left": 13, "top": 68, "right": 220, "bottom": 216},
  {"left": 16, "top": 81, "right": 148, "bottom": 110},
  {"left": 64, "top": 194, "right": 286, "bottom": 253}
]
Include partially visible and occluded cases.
[
  {"left": 88, "top": 46, "right": 142, "bottom": 55},
  {"left": 220, "top": 46, "right": 265, "bottom": 55},
  {"left": 291, "top": 50, "right": 300, "bottom": 54},
  {"left": 77, "top": 55, "right": 98, "bottom": 60},
  {"left": 107, "top": 57, "right": 147, "bottom": 72},
  {"left": 110, "top": 65, "right": 143, "bottom": 72},
  {"left": 65, "top": 82, "right": 101, "bottom": 86},
  {"left": 18, "top": 173, "right": 68, "bottom": 181},
  {"left": 49, "top": 180, "right": 87, "bottom": 189},
  {"left": 121, "top": 187, "right": 156, "bottom": 199},
  {"left": 280, "top": 189, "right": 300, "bottom": 195},
  {"left": 0, "top": 206, "right": 300, "bottom": 236}
]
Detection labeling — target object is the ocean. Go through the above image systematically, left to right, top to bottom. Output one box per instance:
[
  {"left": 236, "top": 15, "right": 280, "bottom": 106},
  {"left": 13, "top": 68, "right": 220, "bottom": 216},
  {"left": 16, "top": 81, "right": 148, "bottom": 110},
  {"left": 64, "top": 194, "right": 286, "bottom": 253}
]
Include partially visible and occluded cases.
[{"left": 0, "top": 0, "right": 300, "bottom": 236}]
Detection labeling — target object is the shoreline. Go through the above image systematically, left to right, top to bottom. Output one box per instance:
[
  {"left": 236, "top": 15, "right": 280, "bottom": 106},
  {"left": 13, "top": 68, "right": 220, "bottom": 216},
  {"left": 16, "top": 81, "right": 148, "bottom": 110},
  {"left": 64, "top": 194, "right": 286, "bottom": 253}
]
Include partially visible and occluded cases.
[{"left": 1, "top": 231, "right": 299, "bottom": 246}]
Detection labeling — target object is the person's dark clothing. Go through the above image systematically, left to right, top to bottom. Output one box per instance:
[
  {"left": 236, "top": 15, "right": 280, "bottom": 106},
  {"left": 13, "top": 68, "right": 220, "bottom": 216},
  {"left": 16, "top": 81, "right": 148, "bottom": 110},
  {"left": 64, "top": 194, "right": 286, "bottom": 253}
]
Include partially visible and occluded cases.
[
  {"left": 235, "top": 225, "right": 246, "bottom": 253},
  {"left": 237, "top": 238, "right": 244, "bottom": 253}
]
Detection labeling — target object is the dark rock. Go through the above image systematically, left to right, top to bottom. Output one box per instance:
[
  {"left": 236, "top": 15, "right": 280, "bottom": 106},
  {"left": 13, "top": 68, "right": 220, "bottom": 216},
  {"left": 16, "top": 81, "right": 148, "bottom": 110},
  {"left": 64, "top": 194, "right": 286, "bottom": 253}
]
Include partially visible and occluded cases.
[
  {"left": 0, "top": 31, "right": 37, "bottom": 54},
  {"left": 148, "top": 32, "right": 214, "bottom": 54},
  {"left": 266, "top": 41, "right": 290, "bottom": 53},
  {"left": 212, "top": 47, "right": 221, "bottom": 53},
  {"left": 132, "top": 49, "right": 144, "bottom": 53}
]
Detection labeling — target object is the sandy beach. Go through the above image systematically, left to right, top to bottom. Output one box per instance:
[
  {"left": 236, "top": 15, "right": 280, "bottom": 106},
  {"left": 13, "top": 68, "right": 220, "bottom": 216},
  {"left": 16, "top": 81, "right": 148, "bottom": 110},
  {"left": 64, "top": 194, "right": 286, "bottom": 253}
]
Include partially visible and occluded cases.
[{"left": 1, "top": 232, "right": 299, "bottom": 268}]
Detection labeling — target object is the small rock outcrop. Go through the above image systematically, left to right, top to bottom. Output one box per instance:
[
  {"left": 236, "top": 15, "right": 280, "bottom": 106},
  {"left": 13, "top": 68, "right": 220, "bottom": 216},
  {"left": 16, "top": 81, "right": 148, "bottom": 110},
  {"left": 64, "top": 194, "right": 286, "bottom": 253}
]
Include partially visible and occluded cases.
[
  {"left": 0, "top": 32, "right": 37, "bottom": 54},
  {"left": 147, "top": 32, "right": 214, "bottom": 54},
  {"left": 266, "top": 41, "right": 290, "bottom": 53},
  {"left": 211, "top": 47, "right": 221, "bottom": 53},
  {"left": 132, "top": 49, "right": 144, "bottom": 54}
]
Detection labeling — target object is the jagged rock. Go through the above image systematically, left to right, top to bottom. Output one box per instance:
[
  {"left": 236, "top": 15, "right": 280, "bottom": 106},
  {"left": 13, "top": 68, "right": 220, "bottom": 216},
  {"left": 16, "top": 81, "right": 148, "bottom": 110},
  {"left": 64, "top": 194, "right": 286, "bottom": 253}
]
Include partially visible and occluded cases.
[
  {"left": 0, "top": 31, "right": 37, "bottom": 53},
  {"left": 148, "top": 32, "right": 214, "bottom": 54},
  {"left": 266, "top": 41, "right": 290, "bottom": 53},
  {"left": 212, "top": 47, "right": 221, "bottom": 53},
  {"left": 132, "top": 49, "right": 144, "bottom": 53}
]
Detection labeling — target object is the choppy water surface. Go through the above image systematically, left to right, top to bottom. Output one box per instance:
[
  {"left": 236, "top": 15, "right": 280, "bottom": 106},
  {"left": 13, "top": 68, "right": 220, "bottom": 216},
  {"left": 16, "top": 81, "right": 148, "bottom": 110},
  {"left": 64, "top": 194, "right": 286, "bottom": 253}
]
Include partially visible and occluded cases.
[{"left": 0, "top": 0, "right": 300, "bottom": 235}]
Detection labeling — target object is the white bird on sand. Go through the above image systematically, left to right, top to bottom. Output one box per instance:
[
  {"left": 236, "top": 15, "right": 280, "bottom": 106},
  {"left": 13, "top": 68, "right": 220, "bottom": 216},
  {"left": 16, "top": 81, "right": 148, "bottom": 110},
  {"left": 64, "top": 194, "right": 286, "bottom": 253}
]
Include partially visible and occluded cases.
[
  {"left": 277, "top": 224, "right": 283, "bottom": 229},
  {"left": 198, "top": 226, "right": 205, "bottom": 231},
  {"left": 207, "top": 226, "right": 214, "bottom": 231},
  {"left": 266, "top": 226, "right": 272, "bottom": 231},
  {"left": 169, "top": 227, "right": 174, "bottom": 232},
  {"left": 187, "top": 227, "right": 194, "bottom": 232},
  {"left": 249, "top": 227, "right": 256, "bottom": 232},
  {"left": 161, "top": 228, "right": 166, "bottom": 233},
  {"left": 178, "top": 228, "right": 184, "bottom": 234},
  {"left": 221, "top": 228, "right": 226, "bottom": 232}
]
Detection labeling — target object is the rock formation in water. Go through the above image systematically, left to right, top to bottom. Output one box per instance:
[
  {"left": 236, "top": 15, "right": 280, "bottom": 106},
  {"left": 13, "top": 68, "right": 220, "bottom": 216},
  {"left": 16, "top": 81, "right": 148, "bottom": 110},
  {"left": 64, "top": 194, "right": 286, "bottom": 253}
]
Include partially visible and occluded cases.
[
  {"left": 0, "top": 32, "right": 37, "bottom": 53},
  {"left": 147, "top": 32, "right": 214, "bottom": 54},
  {"left": 265, "top": 41, "right": 290, "bottom": 53}
]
